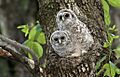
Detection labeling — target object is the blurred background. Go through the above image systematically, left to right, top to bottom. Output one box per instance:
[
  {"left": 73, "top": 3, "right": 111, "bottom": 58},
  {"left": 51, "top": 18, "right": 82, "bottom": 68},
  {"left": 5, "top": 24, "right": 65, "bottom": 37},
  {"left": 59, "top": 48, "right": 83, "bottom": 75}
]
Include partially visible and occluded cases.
[{"left": 0, "top": 0, "right": 38, "bottom": 77}]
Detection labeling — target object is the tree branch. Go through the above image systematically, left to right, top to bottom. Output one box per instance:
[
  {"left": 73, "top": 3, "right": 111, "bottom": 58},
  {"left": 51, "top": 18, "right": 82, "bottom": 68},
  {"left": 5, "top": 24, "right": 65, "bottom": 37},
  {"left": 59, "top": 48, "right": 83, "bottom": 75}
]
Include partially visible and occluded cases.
[
  {"left": 0, "top": 34, "right": 38, "bottom": 62},
  {"left": 0, "top": 34, "right": 43, "bottom": 77},
  {"left": 0, "top": 45, "right": 35, "bottom": 73}
]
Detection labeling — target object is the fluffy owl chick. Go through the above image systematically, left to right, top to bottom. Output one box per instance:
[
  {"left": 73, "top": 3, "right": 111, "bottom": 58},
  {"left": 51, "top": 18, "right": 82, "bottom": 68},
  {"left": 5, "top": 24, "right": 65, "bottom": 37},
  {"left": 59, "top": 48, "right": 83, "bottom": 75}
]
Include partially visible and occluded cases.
[
  {"left": 56, "top": 9, "right": 94, "bottom": 56},
  {"left": 56, "top": 9, "right": 78, "bottom": 30},
  {"left": 50, "top": 30, "right": 77, "bottom": 57}
]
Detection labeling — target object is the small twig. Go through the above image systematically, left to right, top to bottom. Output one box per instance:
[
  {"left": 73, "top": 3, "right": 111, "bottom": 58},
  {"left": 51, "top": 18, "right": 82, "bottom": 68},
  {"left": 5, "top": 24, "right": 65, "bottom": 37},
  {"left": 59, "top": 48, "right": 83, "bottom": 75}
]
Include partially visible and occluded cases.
[{"left": 0, "top": 34, "right": 38, "bottom": 62}]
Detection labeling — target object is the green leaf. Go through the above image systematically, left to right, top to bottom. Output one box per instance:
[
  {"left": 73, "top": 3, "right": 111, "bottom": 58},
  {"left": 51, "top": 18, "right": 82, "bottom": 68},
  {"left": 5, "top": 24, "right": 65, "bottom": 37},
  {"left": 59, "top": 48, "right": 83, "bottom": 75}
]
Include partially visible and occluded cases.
[
  {"left": 101, "top": 0, "right": 111, "bottom": 25},
  {"left": 108, "top": 0, "right": 120, "bottom": 8},
  {"left": 17, "top": 25, "right": 29, "bottom": 37},
  {"left": 17, "top": 25, "right": 27, "bottom": 29},
  {"left": 28, "top": 25, "right": 42, "bottom": 41},
  {"left": 35, "top": 25, "right": 42, "bottom": 32},
  {"left": 109, "top": 25, "right": 118, "bottom": 33},
  {"left": 109, "top": 25, "right": 115, "bottom": 31},
  {"left": 28, "top": 26, "right": 37, "bottom": 41},
  {"left": 21, "top": 28, "right": 29, "bottom": 37},
  {"left": 36, "top": 32, "right": 46, "bottom": 44},
  {"left": 108, "top": 33, "right": 113, "bottom": 44},
  {"left": 112, "top": 35, "right": 119, "bottom": 39},
  {"left": 24, "top": 40, "right": 43, "bottom": 59},
  {"left": 32, "top": 42, "right": 43, "bottom": 58},
  {"left": 103, "top": 42, "right": 109, "bottom": 48},
  {"left": 113, "top": 45, "right": 120, "bottom": 59},
  {"left": 96, "top": 56, "right": 107, "bottom": 70},
  {"left": 109, "top": 61, "right": 120, "bottom": 75},
  {"left": 109, "top": 61, "right": 117, "bottom": 77},
  {"left": 109, "top": 61, "right": 116, "bottom": 69},
  {"left": 103, "top": 62, "right": 116, "bottom": 77},
  {"left": 97, "top": 63, "right": 109, "bottom": 76},
  {"left": 102, "top": 63, "right": 110, "bottom": 76},
  {"left": 103, "top": 63, "right": 109, "bottom": 69},
  {"left": 104, "top": 68, "right": 115, "bottom": 77},
  {"left": 115, "top": 68, "right": 120, "bottom": 74}
]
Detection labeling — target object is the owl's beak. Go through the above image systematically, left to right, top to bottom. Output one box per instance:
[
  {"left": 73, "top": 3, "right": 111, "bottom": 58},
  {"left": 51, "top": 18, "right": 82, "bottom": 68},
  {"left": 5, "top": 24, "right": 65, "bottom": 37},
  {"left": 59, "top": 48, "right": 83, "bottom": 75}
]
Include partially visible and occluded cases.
[
  {"left": 62, "top": 17, "right": 65, "bottom": 21},
  {"left": 58, "top": 39, "right": 62, "bottom": 44}
]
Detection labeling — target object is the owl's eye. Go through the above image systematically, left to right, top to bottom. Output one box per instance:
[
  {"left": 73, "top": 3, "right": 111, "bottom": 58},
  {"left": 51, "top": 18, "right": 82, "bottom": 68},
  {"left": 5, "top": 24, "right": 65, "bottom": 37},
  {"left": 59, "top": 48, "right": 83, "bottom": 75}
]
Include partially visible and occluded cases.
[
  {"left": 65, "top": 13, "right": 69, "bottom": 18},
  {"left": 59, "top": 15, "right": 62, "bottom": 20},
  {"left": 61, "top": 36, "right": 65, "bottom": 40},
  {"left": 54, "top": 38, "right": 58, "bottom": 41}
]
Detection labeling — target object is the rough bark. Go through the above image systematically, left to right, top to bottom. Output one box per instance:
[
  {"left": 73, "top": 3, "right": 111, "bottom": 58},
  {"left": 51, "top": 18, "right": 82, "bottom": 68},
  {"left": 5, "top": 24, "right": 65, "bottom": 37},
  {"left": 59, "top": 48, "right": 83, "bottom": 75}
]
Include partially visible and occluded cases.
[{"left": 37, "top": 0, "right": 106, "bottom": 77}]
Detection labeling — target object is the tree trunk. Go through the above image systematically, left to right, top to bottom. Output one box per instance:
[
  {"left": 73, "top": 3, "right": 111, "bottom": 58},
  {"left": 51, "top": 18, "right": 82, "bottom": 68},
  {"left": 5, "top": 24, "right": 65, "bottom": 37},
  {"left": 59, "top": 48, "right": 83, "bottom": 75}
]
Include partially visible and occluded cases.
[{"left": 37, "top": 0, "right": 106, "bottom": 77}]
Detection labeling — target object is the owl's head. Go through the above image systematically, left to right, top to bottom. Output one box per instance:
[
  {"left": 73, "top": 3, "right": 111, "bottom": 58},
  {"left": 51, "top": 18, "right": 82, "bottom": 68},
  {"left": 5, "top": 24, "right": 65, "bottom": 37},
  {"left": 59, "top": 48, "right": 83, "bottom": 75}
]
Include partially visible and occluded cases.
[
  {"left": 56, "top": 9, "right": 78, "bottom": 29},
  {"left": 50, "top": 30, "right": 73, "bottom": 56},
  {"left": 50, "top": 30, "right": 70, "bottom": 48}
]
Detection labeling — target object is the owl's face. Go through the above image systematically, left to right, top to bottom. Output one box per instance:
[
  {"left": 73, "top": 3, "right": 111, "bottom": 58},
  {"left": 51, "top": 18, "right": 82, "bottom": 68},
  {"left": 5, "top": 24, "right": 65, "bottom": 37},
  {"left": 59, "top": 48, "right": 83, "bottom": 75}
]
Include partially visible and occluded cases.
[
  {"left": 56, "top": 9, "right": 78, "bottom": 30},
  {"left": 50, "top": 30, "right": 71, "bottom": 52},
  {"left": 50, "top": 30, "right": 70, "bottom": 47}
]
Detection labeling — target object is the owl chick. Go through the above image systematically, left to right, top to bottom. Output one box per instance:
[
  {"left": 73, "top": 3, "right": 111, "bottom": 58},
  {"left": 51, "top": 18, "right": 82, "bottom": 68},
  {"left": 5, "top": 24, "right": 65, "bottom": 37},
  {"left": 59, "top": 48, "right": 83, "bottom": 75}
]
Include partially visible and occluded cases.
[
  {"left": 50, "top": 9, "right": 94, "bottom": 57},
  {"left": 56, "top": 9, "right": 78, "bottom": 30},
  {"left": 50, "top": 30, "right": 77, "bottom": 57}
]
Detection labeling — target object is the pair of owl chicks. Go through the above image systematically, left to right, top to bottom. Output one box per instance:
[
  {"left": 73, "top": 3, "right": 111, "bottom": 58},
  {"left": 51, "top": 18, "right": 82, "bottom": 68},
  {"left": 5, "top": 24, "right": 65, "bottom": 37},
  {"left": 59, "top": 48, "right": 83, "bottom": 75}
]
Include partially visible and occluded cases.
[{"left": 50, "top": 9, "right": 94, "bottom": 58}]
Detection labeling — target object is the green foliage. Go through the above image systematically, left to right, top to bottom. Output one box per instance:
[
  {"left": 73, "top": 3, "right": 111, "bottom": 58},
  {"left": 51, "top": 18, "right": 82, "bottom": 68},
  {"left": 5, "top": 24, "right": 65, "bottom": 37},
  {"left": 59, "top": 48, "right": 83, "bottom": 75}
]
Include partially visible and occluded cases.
[
  {"left": 97, "top": 0, "right": 120, "bottom": 76},
  {"left": 101, "top": 0, "right": 111, "bottom": 25},
  {"left": 101, "top": 0, "right": 120, "bottom": 26},
  {"left": 107, "top": 0, "right": 120, "bottom": 8},
  {"left": 18, "top": 21, "right": 46, "bottom": 59},
  {"left": 97, "top": 24, "right": 120, "bottom": 76},
  {"left": 17, "top": 25, "right": 29, "bottom": 37},
  {"left": 28, "top": 25, "right": 46, "bottom": 44},
  {"left": 103, "top": 25, "right": 119, "bottom": 48},
  {"left": 28, "top": 26, "right": 37, "bottom": 41},
  {"left": 36, "top": 32, "right": 46, "bottom": 45},
  {"left": 24, "top": 40, "right": 43, "bottom": 59},
  {"left": 113, "top": 45, "right": 120, "bottom": 59},
  {"left": 96, "top": 56, "right": 107, "bottom": 71},
  {"left": 97, "top": 61, "right": 120, "bottom": 77},
  {"left": 103, "top": 61, "right": 120, "bottom": 77}
]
